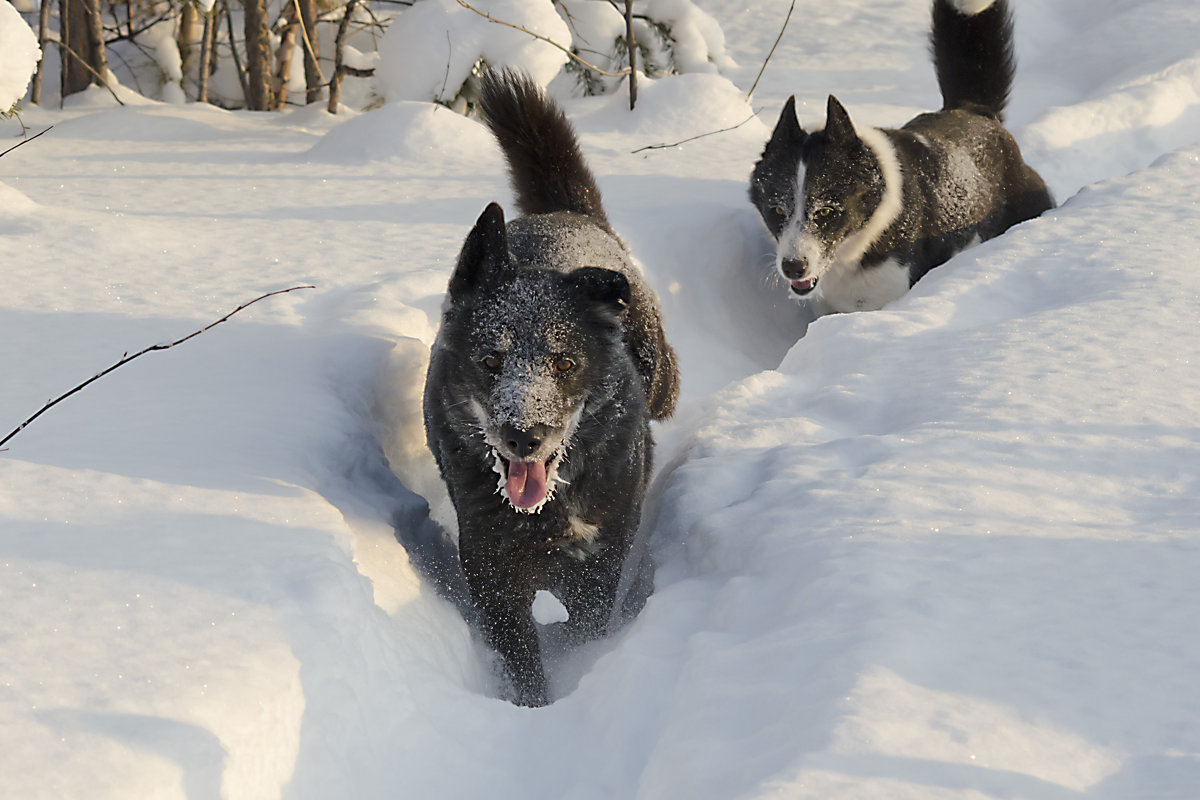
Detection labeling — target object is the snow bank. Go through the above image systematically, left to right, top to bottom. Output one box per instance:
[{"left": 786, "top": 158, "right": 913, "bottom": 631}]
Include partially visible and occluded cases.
[
  {"left": 0, "top": 0, "right": 40, "bottom": 112},
  {"left": 375, "top": 0, "right": 569, "bottom": 104},
  {"left": 644, "top": 0, "right": 735, "bottom": 74},
  {"left": 307, "top": 100, "right": 496, "bottom": 165},
  {"left": 641, "top": 144, "right": 1200, "bottom": 797}
]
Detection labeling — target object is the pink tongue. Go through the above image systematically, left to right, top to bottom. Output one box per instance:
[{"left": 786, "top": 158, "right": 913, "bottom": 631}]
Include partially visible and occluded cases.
[{"left": 506, "top": 459, "right": 549, "bottom": 509}]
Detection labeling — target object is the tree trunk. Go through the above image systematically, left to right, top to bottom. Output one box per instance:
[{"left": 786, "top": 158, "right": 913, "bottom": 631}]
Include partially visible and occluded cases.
[
  {"left": 31, "top": 0, "right": 53, "bottom": 104},
  {"left": 58, "top": 0, "right": 110, "bottom": 99},
  {"left": 59, "top": 0, "right": 91, "bottom": 97},
  {"left": 82, "top": 0, "right": 108, "bottom": 84},
  {"left": 242, "top": 0, "right": 274, "bottom": 109},
  {"left": 297, "top": 0, "right": 322, "bottom": 104},
  {"left": 327, "top": 0, "right": 359, "bottom": 113},
  {"left": 179, "top": 1, "right": 204, "bottom": 100},
  {"left": 272, "top": 1, "right": 299, "bottom": 110},
  {"left": 197, "top": 8, "right": 216, "bottom": 103}
]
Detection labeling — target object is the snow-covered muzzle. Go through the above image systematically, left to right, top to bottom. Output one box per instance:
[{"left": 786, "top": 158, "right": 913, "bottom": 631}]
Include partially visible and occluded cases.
[
  {"left": 777, "top": 228, "right": 831, "bottom": 298},
  {"left": 471, "top": 399, "right": 583, "bottom": 514}
]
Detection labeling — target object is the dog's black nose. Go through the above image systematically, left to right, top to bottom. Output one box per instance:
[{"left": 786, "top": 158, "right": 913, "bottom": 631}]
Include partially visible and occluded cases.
[
  {"left": 781, "top": 257, "right": 808, "bottom": 280},
  {"left": 501, "top": 424, "right": 546, "bottom": 456}
]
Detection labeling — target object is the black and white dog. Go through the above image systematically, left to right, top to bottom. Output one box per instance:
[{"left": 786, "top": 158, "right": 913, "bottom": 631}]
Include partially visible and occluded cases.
[
  {"left": 750, "top": 0, "right": 1053, "bottom": 315},
  {"left": 423, "top": 69, "right": 678, "bottom": 706}
]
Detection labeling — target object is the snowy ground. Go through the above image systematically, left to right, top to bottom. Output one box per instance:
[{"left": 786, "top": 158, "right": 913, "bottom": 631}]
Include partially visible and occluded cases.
[{"left": 3, "top": 0, "right": 1200, "bottom": 797}]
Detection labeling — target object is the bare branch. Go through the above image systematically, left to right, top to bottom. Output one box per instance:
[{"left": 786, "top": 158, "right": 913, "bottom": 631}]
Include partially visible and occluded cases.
[
  {"left": 223, "top": 0, "right": 251, "bottom": 107},
  {"left": 292, "top": 0, "right": 327, "bottom": 100},
  {"left": 454, "top": 0, "right": 631, "bottom": 78},
  {"left": 624, "top": 0, "right": 637, "bottom": 110},
  {"left": 746, "top": 0, "right": 795, "bottom": 100},
  {"left": 101, "top": 8, "right": 175, "bottom": 44},
  {"left": 439, "top": 31, "right": 453, "bottom": 101},
  {"left": 50, "top": 39, "right": 125, "bottom": 105},
  {"left": 630, "top": 112, "right": 757, "bottom": 154},
  {"left": 0, "top": 126, "right": 54, "bottom": 160},
  {"left": 0, "top": 285, "right": 316, "bottom": 452}
]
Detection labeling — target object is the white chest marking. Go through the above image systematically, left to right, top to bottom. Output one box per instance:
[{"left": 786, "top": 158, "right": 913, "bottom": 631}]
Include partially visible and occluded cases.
[
  {"left": 815, "top": 258, "right": 911, "bottom": 314},
  {"left": 558, "top": 515, "right": 602, "bottom": 560}
]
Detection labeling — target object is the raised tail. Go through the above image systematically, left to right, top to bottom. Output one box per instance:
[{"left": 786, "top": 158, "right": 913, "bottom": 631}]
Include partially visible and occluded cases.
[
  {"left": 931, "top": 0, "right": 1016, "bottom": 121},
  {"left": 478, "top": 69, "right": 610, "bottom": 227}
]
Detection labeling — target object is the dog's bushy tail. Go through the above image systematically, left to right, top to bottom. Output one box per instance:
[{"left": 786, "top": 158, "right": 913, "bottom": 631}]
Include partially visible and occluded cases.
[
  {"left": 931, "top": 0, "right": 1016, "bottom": 121},
  {"left": 478, "top": 69, "right": 609, "bottom": 227}
]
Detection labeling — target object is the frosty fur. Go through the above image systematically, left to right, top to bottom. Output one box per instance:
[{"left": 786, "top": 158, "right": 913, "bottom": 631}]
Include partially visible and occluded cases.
[
  {"left": 749, "top": 0, "right": 1053, "bottom": 315},
  {"left": 423, "top": 69, "right": 678, "bottom": 706}
]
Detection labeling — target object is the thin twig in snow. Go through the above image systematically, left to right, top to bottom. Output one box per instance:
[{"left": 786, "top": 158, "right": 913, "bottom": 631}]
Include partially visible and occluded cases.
[
  {"left": 746, "top": 0, "right": 795, "bottom": 100},
  {"left": 437, "top": 30, "right": 453, "bottom": 104},
  {"left": 630, "top": 112, "right": 757, "bottom": 154},
  {"left": 0, "top": 126, "right": 54, "bottom": 160},
  {"left": 0, "top": 285, "right": 316, "bottom": 452}
]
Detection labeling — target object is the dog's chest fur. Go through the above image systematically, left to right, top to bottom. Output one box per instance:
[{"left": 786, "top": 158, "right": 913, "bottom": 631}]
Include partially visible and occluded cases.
[{"left": 814, "top": 257, "right": 912, "bottom": 314}]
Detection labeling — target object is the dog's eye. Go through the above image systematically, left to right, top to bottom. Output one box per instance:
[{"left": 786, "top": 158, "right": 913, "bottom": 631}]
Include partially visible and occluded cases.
[
  {"left": 815, "top": 206, "right": 837, "bottom": 218},
  {"left": 482, "top": 354, "right": 502, "bottom": 371},
  {"left": 553, "top": 357, "right": 575, "bottom": 373}
]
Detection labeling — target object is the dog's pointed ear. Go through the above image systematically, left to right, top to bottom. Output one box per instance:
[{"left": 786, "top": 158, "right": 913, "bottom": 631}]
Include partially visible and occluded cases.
[
  {"left": 824, "top": 95, "right": 858, "bottom": 143},
  {"left": 767, "top": 96, "right": 807, "bottom": 150},
  {"left": 449, "top": 202, "right": 512, "bottom": 301},
  {"left": 572, "top": 267, "right": 630, "bottom": 311}
]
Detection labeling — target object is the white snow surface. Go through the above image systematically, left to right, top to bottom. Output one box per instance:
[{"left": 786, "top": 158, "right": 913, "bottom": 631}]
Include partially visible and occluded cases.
[
  {"left": 0, "top": 0, "right": 40, "bottom": 112},
  {"left": 3, "top": 0, "right": 1200, "bottom": 798},
  {"left": 375, "top": 0, "right": 570, "bottom": 103}
]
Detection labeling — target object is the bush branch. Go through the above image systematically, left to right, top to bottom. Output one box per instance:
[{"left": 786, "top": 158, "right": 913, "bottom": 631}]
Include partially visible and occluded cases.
[{"left": 0, "top": 285, "right": 315, "bottom": 451}]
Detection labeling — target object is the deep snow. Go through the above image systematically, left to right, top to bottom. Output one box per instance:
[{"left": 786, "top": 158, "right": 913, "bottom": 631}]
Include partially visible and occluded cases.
[{"left": 2, "top": 0, "right": 1200, "bottom": 798}]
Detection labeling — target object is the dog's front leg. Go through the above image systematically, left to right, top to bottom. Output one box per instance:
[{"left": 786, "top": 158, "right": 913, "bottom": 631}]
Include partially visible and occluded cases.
[
  {"left": 553, "top": 538, "right": 627, "bottom": 646},
  {"left": 459, "top": 541, "right": 549, "bottom": 706}
]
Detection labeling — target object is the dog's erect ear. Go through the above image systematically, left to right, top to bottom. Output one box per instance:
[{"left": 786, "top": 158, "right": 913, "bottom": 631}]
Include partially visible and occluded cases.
[
  {"left": 824, "top": 95, "right": 859, "bottom": 144},
  {"left": 767, "top": 96, "right": 807, "bottom": 151},
  {"left": 449, "top": 202, "right": 513, "bottom": 302},
  {"left": 572, "top": 267, "right": 630, "bottom": 311}
]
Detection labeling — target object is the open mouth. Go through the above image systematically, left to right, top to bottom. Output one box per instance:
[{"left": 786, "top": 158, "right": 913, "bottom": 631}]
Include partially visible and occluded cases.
[
  {"left": 790, "top": 276, "right": 818, "bottom": 295},
  {"left": 492, "top": 449, "right": 565, "bottom": 513}
]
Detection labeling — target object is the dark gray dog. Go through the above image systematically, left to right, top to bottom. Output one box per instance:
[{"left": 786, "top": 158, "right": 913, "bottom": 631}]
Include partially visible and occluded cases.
[
  {"left": 750, "top": 0, "right": 1053, "bottom": 315},
  {"left": 423, "top": 69, "right": 678, "bottom": 706}
]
